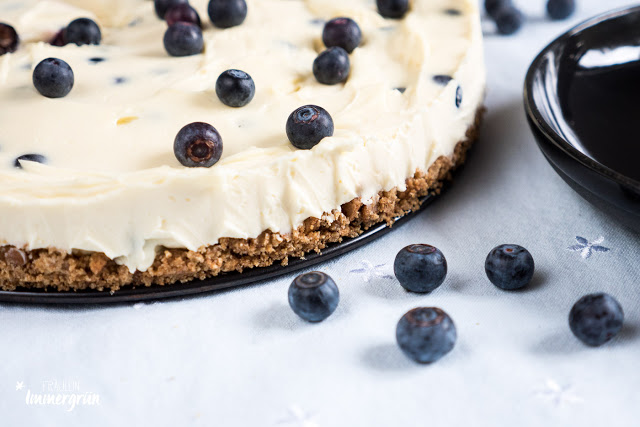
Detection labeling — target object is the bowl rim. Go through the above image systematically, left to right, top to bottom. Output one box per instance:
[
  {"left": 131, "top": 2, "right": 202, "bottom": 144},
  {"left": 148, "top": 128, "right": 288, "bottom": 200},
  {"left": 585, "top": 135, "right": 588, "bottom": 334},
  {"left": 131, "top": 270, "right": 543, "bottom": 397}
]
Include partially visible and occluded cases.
[{"left": 523, "top": 4, "right": 640, "bottom": 191}]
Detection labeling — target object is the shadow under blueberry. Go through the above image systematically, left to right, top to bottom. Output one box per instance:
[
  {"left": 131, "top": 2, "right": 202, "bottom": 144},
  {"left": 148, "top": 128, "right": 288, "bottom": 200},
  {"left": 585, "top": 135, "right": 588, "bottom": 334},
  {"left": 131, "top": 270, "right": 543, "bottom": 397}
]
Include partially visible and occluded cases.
[
  {"left": 525, "top": 15, "right": 554, "bottom": 25},
  {"left": 500, "top": 269, "right": 548, "bottom": 294},
  {"left": 524, "top": 269, "right": 548, "bottom": 291},
  {"left": 442, "top": 271, "right": 492, "bottom": 296},
  {"left": 362, "top": 277, "right": 417, "bottom": 300},
  {"left": 253, "top": 299, "right": 349, "bottom": 331},
  {"left": 252, "top": 302, "right": 306, "bottom": 331},
  {"left": 535, "top": 322, "right": 639, "bottom": 354},
  {"left": 611, "top": 322, "right": 640, "bottom": 346},
  {"left": 532, "top": 330, "right": 587, "bottom": 355},
  {"left": 361, "top": 343, "right": 421, "bottom": 372}
]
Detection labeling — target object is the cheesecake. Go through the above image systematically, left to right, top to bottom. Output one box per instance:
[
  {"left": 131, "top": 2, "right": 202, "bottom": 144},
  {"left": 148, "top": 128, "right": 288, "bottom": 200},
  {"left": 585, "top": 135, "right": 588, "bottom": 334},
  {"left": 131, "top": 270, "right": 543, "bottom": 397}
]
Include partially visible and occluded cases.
[{"left": 0, "top": 0, "right": 485, "bottom": 291}]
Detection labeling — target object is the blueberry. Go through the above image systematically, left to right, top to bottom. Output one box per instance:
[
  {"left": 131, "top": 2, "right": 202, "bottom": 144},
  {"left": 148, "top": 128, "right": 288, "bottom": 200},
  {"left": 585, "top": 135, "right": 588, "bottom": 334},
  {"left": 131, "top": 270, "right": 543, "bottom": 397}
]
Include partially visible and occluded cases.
[
  {"left": 154, "top": 0, "right": 189, "bottom": 19},
  {"left": 208, "top": 0, "right": 247, "bottom": 29},
  {"left": 376, "top": 0, "right": 409, "bottom": 19},
  {"left": 485, "top": 0, "right": 512, "bottom": 19},
  {"left": 547, "top": 0, "right": 575, "bottom": 21},
  {"left": 165, "top": 3, "right": 202, "bottom": 27},
  {"left": 494, "top": 6, "right": 524, "bottom": 35},
  {"left": 444, "top": 9, "right": 462, "bottom": 16},
  {"left": 64, "top": 18, "right": 101, "bottom": 46},
  {"left": 128, "top": 18, "right": 143, "bottom": 27},
  {"left": 322, "top": 18, "right": 362, "bottom": 54},
  {"left": 163, "top": 22, "right": 203, "bottom": 57},
  {"left": 0, "top": 23, "right": 19, "bottom": 55},
  {"left": 50, "top": 29, "right": 66, "bottom": 47},
  {"left": 313, "top": 47, "right": 350, "bottom": 85},
  {"left": 89, "top": 57, "right": 105, "bottom": 64},
  {"left": 32, "top": 58, "right": 74, "bottom": 98},
  {"left": 215, "top": 69, "right": 255, "bottom": 108},
  {"left": 433, "top": 75, "right": 453, "bottom": 86},
  {"left": 455, "top": 85, "right": 463, "bottom": 108},
  {"left": 394, "top": 87, "right": 406, "bottom": 94},
  {"left": 286, "top": 105, "right": 334, "bottom": 149},
  {"left": 173, "top": 122, "right": 223, "bottom": 167},
  {"left": 14, "top": 154, "right": 46, "bottom": 169},
  {"left": 394, "top": 244, "right": 447, "bottom": 293},
  {"left": 485, "top": 244, "right": 534, "bottom": 290},
  {"left": 288, "top": 271, "right": 339, "bottom": 322},
  {"left": 569, "top": 293, "right": 624, "bottom": 347},
  {"left": 396, "top": 307, "right": 457, "bottom": 364}
]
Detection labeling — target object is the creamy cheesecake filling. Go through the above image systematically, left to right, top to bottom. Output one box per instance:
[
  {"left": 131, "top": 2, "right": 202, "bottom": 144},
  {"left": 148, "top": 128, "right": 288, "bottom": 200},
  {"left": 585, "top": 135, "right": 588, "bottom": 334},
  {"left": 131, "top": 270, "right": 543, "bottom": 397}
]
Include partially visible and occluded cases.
[{"left": 0, "top": 0, "right": 485, "bottom": 272}]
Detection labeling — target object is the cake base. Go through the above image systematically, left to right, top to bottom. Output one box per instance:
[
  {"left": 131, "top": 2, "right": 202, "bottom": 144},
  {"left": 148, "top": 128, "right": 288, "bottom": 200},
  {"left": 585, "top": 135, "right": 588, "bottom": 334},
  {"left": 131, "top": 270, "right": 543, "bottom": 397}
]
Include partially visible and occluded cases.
[
  {"left": 0, "top": 109, "right": 484, "bottom": 292},
  {"left": 0, "top": 192, "right": 445, "bottom": 303}
]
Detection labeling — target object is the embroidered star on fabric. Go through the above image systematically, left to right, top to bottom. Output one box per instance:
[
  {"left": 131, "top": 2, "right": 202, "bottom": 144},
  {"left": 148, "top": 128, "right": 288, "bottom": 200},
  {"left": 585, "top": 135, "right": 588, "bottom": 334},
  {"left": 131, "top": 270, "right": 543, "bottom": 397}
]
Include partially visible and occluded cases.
[
  {"left": 568, "top": 236, "right": 610, "bottom": 259},
  {"left": 349, "top": 260, "right": 394, "bottom": 282},
  {"left": 535, "top": 379, "right": 583, "bottom": 406},
  {"left": 276, "top": 405, "right": 318, "bottom": 427}
]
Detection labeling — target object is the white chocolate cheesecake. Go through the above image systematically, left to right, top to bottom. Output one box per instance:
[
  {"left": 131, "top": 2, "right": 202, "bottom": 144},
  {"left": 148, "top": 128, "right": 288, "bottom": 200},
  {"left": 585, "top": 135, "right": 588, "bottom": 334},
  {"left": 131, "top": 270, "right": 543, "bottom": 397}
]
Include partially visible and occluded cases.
[{"left": 0, "top": 0, "right": 485, "bottom": 290}]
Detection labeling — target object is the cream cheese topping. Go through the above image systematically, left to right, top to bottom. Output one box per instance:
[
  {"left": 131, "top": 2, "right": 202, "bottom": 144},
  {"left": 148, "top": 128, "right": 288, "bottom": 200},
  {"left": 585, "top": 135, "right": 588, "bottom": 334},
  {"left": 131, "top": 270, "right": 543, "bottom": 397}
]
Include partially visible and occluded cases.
[{"left": 0, "top": 0, "right": 485, "bottom": 272}]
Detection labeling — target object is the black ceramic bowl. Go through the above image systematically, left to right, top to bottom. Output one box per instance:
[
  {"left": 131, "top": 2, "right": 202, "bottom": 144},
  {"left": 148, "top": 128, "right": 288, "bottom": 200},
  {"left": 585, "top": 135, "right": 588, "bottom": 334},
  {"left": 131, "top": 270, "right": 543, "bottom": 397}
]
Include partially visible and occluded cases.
[{"left": 524, "top": 6, "right": 640, "bottom": 233}]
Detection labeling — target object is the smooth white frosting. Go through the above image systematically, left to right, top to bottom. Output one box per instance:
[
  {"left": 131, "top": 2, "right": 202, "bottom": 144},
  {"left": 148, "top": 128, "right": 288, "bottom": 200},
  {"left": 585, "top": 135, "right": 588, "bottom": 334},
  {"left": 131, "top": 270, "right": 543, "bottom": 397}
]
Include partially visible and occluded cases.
[{"left": 0, "top": 0, "right": 485, "bottom": 272}]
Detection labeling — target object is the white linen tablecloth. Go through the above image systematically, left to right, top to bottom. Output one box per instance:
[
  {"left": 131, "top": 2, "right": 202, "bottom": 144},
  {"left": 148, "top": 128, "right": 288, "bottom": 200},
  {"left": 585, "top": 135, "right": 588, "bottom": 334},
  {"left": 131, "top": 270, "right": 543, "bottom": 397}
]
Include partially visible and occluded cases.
[{"left": 1, "top": 1, "right": 639, "bottom": 425}]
